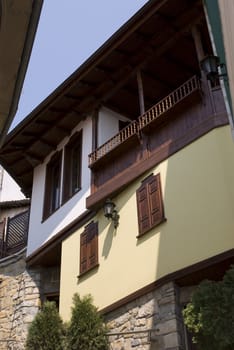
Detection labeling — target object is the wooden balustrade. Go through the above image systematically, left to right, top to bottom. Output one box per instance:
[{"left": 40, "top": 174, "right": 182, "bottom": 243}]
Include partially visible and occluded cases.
[
  {"left": 139, "top": 75, "right": 200, "bottom": 129},
  {"left": 89, "top": 76, "right": 200, "bottom": 167},
  {"left": 89, "top": 121, "right": 139, "bottom": 165}
]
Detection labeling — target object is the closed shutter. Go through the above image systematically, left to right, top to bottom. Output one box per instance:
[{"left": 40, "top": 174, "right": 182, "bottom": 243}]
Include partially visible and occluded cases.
[
  {"left": 137, "top": 173, "right": 164, "bottom": 236},
  {"left": 148, "top": 173, "right": 164, "bottom": 227},
  {"left": 137, "top": 183, "right": 151, "bottom": 234},
  {"left": 79, "top": 221, "right": 98, "bottom": 275},
  {"left": 87, "top": 222, "right": 98, "bottom": 269},
  {"left": 80, "top": 230, "right": 88, "bottom": 274}
]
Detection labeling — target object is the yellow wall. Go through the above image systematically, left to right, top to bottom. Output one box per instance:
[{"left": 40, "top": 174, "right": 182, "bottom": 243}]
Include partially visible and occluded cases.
[{"left": 60, "top": 126, "right": 234, "bottom": 320}]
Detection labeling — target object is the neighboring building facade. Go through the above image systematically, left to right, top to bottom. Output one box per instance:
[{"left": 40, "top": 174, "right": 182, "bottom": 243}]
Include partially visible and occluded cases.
[
  {"left": 0, "top": 0, "right": 234, "bottom": 349},
  {"left": 0, "top": 0, "right": 43, "bottom": 145},
  {"left": 0, "top": 165, "right": 30, "bottom": 259}
]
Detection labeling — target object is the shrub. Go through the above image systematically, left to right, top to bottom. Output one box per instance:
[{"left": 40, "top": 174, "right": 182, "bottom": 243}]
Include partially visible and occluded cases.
[
  {"left": 183, "top": 266, "right": 234, "bottom": 350},
  {"left": 66, "top": 293, "right": 109, "bottom": 350},
  {"left": 26, "top": 301, "right": 65, "bottom": 350}
]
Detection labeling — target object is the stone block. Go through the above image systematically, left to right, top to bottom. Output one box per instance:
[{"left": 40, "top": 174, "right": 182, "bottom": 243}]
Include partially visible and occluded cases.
[
  {"left": 156, "top": 319, "right": 178, "bottom": 335},
  {"left": 163, "top": 332, "right": 180, "bottom": 349}
]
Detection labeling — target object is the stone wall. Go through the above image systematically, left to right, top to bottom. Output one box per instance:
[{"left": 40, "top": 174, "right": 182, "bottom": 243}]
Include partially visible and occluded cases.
[
  {"left": 0, "top": 250, "right": 41, "bottom": 350},
  {"left": 0, "top": 250, "right": 61, "bottom": 350},
  {"left": 105, "top": 282, "right": 186, "bottom": 350}
]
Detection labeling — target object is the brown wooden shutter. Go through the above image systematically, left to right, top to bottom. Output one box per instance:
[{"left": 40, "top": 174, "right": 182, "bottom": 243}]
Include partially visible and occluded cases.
[
  {"left": 137, "top": 173, "right": 164, "bottom": 236},
  {"left": 148, "top": 173, "right": 164, "bottom": 227},
  {"left": 137, "top": 182, "right": 151, "bottom": 235},
  {"left": 79, "top": 221, "right": 98, "bottom": 275},
  {"left": 87, "top": 221, "right": 98, "bottom": 269},
  {"left": 80, "top": 230, "right": 88, "bottom": 274}
]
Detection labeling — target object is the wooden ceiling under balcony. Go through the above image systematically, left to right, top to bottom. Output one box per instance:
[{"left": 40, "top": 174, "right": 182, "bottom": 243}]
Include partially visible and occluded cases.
[{"left": 0, "top": 0, "right": 211, "bottom": 195}]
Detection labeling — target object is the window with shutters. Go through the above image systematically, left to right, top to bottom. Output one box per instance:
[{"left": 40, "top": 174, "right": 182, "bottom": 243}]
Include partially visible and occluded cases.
[
  {"left": 63, "top": 131, "right": 82, "bottom": 203},
  {"left": 43, "top": 151, "right": 62, "bottom": 220},
  {"left": 136, "top": 173, "right": 165, "bottom": 236},
  {"left": 79, "top": 221, "right": 98, "bottom": 276}
]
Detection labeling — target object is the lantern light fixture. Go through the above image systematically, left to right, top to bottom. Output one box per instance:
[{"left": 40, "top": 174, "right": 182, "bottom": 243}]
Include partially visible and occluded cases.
[
  {"left": 200, "top": 55, "right": 227, "bottom": 83},
  {"left": 103, "top": 199, "right": 119, "bottom": 228}
]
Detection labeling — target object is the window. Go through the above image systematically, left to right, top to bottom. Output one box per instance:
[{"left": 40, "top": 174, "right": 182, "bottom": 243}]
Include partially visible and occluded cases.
[
  {"left": 63, "top": 131, "right": 82, "bottom": 202},
  {"left": 43, "top": 151, "right": 62, "bottom": 220},
  {"left": 136, "top": 173, "right": 165, "bottom": 236},
  {"left": 80, "top": 221, "right": 98, "bottom": 276},
  {"left": 45, "top": 294, "right": 60, "bottom": 309}
]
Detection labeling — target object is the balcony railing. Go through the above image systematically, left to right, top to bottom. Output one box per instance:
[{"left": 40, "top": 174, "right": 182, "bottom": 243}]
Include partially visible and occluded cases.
[
  {"left": 89, "top": 75, "right": 200, "bottom": 167},
  {"left": 139, "top": 75, "right": 200, "bottom": 129},
  {"left": 89, "top": 121, "right": 139, "bottom": 166},
  {"left": 0, "top": 210, "right": 29, "bottom": 259}
]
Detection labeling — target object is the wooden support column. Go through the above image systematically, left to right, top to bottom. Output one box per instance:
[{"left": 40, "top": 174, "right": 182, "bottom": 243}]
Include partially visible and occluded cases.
[
  {"left": 192, "top": 25, "right": 216, "bottom": 112},
  {"left": 192, "top": 25, "right": 205, "bottom": 62},
  {"left": 137, "top": 70, "right": 145, "bottom": 115},
  {"left": 91, "top": 108, "right": 99, "bottom": 194},
  {"left": 92, "top": 108, "right": 99, "bottom": 151}
]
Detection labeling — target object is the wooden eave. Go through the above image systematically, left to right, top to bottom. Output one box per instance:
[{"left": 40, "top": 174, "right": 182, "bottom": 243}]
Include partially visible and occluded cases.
[
  {"left": 0, "top": 0, "right": 208, "bottom": 196},
  {"left": 0, "top": 0, "right": 43, "bottom": 146}
]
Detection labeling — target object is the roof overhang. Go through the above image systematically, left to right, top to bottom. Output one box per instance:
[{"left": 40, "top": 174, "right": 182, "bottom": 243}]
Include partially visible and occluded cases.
[
  {"left": 0, "top": 0, "right": 43, "bottom": 146},
  {"left": 0, "top": 0, "right": 208, "bottom": 196}
]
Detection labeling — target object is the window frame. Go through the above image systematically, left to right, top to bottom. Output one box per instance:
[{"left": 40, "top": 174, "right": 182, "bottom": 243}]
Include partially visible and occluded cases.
[
  {"left": 62, "top": 130, "right": 82, "bottom": 203},
  {"left": 43, "top": 150, "right": 62, "bottom": 220},
  {"left": 136, "top": 173, "right": 165, "bottom": 236},
  {"left": 79, "top": 221, "right": 98, "bottom": 276}
]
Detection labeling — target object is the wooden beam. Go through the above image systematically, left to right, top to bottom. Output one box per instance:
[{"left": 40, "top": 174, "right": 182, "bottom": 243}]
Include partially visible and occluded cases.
[
  {"left": 75, "top": 8, "right": 202, "bottom": 115},
  {"left": 191, "top": 25, "right": 205, "bottom": 61},
  {"left": 137, "top": 70, "right": 145, "bottom": 114}
]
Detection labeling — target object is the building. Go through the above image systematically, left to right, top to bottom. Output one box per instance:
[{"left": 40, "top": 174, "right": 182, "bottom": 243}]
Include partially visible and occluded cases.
[
  {"left": 0, "top": 0, "right": 234, "bottom": 349},
  {"left": 0, "top": 0, "right": 43, "bottom": 146},
  {"left": 0, "top": 0, "right": 42, "bottom": 263}
]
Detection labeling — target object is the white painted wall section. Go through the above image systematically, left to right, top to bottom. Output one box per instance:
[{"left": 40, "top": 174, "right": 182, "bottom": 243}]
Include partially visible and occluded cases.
[
  {"left": 98, "top": 107, "right": 130, "bottom": 146},
  {"left": 27, "top": 117, "right": 92, "bottom": 256},
  {"left": 0, "top": 167, "right": 25, "bottom": 202}
]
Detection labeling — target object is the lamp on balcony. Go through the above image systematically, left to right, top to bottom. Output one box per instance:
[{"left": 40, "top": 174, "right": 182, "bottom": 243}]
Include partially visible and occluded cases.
[
  {"left": 200, "top": 55, "right": 227, "bottom": 83},
  {"left": 103, "top": 199, "right": 119, "bottom": 228}
]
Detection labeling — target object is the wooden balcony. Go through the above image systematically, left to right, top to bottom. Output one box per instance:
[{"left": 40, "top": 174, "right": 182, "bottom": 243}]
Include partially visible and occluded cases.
[
  {"left": 139, "top": 75, "right": 201, "bottom": 132},
  {"left": 86, "top": 76, "right": 228, "bottom": 210},
  {"left": 89, "top": 76, "right": 201, "bottom": 168},
  {"left": 89, "top": 121, "right": 139, "bottom": 168}
]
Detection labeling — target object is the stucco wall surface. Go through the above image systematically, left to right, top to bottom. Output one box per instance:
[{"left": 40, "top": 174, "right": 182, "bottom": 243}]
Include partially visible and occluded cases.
[{"left": 60, "top": 126, "right": 234, "bottom": 319}]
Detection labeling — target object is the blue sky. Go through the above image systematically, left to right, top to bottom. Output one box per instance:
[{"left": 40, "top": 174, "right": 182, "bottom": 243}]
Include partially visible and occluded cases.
[{"left": 12, "top": 0, "right": 149, "bottom": 129}]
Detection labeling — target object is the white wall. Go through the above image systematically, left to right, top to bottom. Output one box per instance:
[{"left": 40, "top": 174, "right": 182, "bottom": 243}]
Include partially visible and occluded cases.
[
  {"left": 98, "top": 107, "right": 130, "bottom": 146},
  {"left": 27, "top": 108, "right": 130, "bottom": 256},
  {"left": 27, "top": 117, "right": 92, "bottom": 256},
  {"left": 0, "top": 167, "right": 25, "bottom": 202}
]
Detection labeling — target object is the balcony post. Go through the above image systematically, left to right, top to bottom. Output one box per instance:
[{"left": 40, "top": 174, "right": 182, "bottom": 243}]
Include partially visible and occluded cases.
[
  {"left": 192, "top": 25, "right": 216, "bottom": 113},
  {"left": 137, "top": 69, "right": 145, "bottom": 115}
]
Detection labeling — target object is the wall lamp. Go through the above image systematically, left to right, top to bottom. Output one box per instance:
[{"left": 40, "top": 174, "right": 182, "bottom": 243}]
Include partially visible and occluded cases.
[
  {"left": 200, "top": 55, "right": 227, "bottom": 83},
  {"left": 103, "top": 199, "right": 119, "bottom": 228}
]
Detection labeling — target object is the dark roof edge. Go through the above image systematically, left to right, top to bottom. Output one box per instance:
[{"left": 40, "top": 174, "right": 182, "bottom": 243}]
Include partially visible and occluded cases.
[
  {"left": 0, "top": 0, "right": 44, "bottom": 147},
  {"left": 3, "top": 0, "right": 166, "bottom": 147},
  {"left": 0, "top": 198, "right": 30, "bottom": 208}
]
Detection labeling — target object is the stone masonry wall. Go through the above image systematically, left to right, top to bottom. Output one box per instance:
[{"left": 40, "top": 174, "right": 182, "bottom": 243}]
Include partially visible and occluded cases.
[
  {"left": 0, "top": 250, "right": 41, "bottom": 350},
  {"left": 105, "top": 282, "right": 186, "bottom": 350}
]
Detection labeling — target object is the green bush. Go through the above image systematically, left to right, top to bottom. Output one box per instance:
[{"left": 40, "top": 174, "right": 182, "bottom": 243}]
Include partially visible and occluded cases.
[
  {"left": 183, "top": 266, "right": 234, "bottom": 350},
  {"left": 66, "top": 293, "right": 109, "bottom": 350},
  {"left": 26, "top": 301, "right": 65, "bottom": 350}
]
